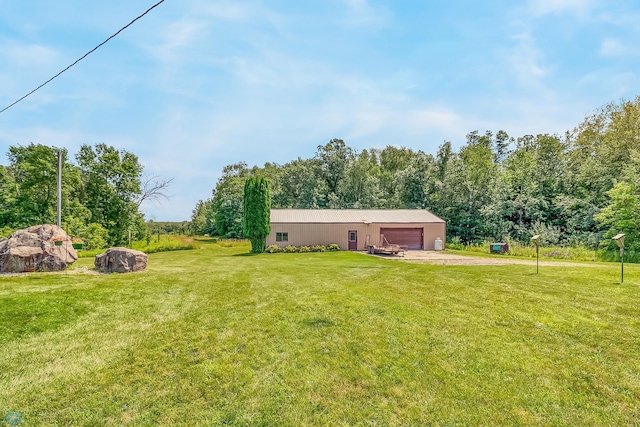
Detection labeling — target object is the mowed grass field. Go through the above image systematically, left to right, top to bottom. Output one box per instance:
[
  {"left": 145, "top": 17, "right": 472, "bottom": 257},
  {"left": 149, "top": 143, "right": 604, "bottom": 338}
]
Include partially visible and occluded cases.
[{"left": 1, "top": 241, "right": 640, "bottom": 426}]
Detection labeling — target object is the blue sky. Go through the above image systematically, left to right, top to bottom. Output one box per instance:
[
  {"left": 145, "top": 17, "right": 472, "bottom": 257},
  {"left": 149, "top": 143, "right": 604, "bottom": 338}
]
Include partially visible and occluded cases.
[{"left": 1, "top": 0, "right": 639, "bottom": 221}]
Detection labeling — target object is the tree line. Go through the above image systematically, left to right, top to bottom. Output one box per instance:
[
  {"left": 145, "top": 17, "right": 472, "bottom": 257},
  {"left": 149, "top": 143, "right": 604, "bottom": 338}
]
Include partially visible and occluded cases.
[
  {"left": 192, "top": 97, "right": 640, "bottom": 255},
  {"left": 0, "top": 143, "right": 170, "bottom": 249}
]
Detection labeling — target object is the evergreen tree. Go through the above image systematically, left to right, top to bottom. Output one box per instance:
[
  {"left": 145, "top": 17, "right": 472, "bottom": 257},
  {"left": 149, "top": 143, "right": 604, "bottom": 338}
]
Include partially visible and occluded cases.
[{"left": 242, "top": 177, "right": 271, "bottom": 253}]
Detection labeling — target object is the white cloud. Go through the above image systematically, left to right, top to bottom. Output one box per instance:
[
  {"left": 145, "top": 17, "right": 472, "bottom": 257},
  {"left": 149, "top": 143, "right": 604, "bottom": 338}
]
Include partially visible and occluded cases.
[
  {"left": 197, "top": 0, "right": 257, "bottom": 21},
  {"left": 340, "top": 0, "right": 389, "bottom": 29},
  {"left": 345, "top": 0, "right": 370, "bottom": 13},
  {"left": 528, "top": 0, "right": 593, "bottom": 16},
  {"left": 144, "top": 18, "right": 208, "bottom": 63},
  {"left": 507, "top": 30, "right": 549, "bottom": 85},
  {"left": 0, "top": 38, "right": 59, "bottom": 67},
  {"left": 599, "top": 38, "right": 640, "bottom": 57},
  {"left": 229, "top": 48, "right": 371, "bottom": 91},
  {"left": 577, "top": 69, "right": 635, "bottom": 99},
  {"left": 336, "top": 106, "right": 463, "bottom": 141},
  {"left": 403, "top": 109, "right": 462, "bottom": 134}
]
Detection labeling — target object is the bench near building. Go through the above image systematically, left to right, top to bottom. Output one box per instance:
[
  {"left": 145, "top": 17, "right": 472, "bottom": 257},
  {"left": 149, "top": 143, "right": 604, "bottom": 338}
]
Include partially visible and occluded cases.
[{"left": 266, "top": 209, "right": 446, "bottom": 251}]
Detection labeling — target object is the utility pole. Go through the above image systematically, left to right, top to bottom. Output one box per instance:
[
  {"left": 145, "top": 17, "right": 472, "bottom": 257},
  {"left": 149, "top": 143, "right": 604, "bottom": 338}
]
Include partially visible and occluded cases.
[{"left": 57, "top": 150, "right": 62, "bottom": 227}]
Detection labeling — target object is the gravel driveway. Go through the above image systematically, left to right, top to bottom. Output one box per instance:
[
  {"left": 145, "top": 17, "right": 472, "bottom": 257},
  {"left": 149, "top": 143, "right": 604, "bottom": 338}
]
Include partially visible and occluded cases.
[{"left": 372, "top": 250, "right": 596, "bottom": 267}]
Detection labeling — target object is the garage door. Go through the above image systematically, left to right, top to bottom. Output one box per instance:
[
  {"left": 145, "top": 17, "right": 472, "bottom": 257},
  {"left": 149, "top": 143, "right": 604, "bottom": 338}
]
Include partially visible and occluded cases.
[{"left": 380, "top": 228, "right": 423, "bottom": 250}]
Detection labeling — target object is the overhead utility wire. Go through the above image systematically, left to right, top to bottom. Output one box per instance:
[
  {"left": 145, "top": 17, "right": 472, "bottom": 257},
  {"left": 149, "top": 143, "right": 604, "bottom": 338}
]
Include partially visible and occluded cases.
[{"left": 0, "top": 0, "right": 166, "bottom": 115}]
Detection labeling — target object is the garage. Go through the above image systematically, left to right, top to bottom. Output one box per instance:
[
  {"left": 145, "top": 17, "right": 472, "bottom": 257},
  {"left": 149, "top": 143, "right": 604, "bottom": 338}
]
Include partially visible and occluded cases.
[
  {"left": 266, "top": 209, "right": 445, "bottom": 251},
  {"left": 380, "top": 227, "right": 424, "bottom": 250}
]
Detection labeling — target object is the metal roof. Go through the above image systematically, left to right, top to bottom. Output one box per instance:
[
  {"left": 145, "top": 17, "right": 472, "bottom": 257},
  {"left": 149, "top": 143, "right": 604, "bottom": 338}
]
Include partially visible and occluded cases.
[{"left": 271, "top": 209, "right": 445, "bottom": 224}]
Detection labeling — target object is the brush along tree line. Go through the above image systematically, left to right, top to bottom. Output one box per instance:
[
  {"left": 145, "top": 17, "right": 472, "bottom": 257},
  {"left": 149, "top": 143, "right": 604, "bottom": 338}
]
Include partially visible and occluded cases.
[
  {"left": 192, "top": 96, "right": 640, "bottom": 258},
  {"left": 0, "top": 143, "right": 171, "bottom": 249}
]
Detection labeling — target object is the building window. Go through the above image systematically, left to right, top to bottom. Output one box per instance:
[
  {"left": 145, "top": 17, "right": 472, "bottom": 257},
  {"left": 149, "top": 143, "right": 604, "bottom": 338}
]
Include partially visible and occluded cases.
[{"left": 276, "top": 232, "right": 288, "bottom": 242}]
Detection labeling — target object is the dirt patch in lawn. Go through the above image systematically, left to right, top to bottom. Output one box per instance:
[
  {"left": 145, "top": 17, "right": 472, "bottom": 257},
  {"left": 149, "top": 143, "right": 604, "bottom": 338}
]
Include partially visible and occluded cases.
[{"left": 0, "top": 266, "right": 102, "bottom": 277}]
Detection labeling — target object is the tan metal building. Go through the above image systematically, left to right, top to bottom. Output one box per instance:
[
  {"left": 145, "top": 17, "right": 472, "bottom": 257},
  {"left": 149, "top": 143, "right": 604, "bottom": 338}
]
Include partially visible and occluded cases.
[{"left": 266, "top": 209, "right": 446, "bottom": 251}]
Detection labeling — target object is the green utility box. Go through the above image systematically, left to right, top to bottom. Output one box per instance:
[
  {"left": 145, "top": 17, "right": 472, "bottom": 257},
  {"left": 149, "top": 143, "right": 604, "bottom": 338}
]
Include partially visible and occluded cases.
[{"left": 490, "top": 243, "right": 509, "bottom": 254}]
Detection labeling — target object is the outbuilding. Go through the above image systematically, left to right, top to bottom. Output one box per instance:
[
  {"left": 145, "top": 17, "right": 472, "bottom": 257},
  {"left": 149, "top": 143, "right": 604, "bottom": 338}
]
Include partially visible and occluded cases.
[{"left": 266, "top": 209, "right": 446, "bottom": 251}]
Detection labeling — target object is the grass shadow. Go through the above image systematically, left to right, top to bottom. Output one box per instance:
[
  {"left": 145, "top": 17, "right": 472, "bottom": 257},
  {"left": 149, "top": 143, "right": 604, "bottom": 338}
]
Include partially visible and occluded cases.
[
  {"left": 194, "top": 238, "right": 219, "bottom": 245},
  {"left": 302, "top": 318, "right": 335, "bottom": 328}
]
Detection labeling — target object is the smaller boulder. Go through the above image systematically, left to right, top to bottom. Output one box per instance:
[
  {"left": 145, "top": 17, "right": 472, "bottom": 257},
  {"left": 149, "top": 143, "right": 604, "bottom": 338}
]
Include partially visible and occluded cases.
[{"left": 95, "top": 247, "right": 148, "bottom": 273}]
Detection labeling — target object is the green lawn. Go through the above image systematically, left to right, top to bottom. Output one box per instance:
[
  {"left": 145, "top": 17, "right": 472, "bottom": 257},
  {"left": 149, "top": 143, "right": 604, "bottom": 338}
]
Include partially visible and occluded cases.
[{"left": 1, "top": 241, "right": 639, "bottom": 426}]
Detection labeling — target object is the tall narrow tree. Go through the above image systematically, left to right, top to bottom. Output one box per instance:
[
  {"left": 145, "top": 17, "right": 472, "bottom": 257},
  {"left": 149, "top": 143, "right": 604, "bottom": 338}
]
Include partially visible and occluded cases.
[{"left": 243, "top": 177, "right": 271, "bottom": 253}]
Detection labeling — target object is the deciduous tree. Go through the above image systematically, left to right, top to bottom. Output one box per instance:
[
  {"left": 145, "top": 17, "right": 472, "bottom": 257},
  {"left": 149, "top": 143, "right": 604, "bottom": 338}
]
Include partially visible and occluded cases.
[
  {"left": 76, "top": 143, "right": 144, "bottom": 245},
  {"left": 594, "top": 181, "right": 640, "bottom": 253}
]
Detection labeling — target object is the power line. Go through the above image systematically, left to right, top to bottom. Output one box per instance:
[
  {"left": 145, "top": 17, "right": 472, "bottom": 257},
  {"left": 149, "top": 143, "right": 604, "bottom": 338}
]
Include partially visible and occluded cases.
[{"left": 0, "top": 0, "right": 166, "bottom": 115}]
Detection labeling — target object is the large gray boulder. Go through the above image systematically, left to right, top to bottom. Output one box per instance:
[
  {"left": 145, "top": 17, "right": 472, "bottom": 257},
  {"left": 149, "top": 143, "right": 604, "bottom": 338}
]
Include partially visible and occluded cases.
[
  {"left": 0, "top": 225, "right": 78, "bottom": 273},
  {"left": 95, "top": 247, "right": 148, "bottom": 273}
]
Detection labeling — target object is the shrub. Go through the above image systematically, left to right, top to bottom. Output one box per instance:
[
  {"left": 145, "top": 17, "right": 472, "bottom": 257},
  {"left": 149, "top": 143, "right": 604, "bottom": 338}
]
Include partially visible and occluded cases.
[
  {"left": 64, "top": 222, "right": 109, "bottom": 251},
  {"left": 81, "top": 223, "right": 109, "bottom": 250},
  {"left": 0, "top": 227, "right": 14, "bottom": 239},
  {"left": 78, "top": 235, "right": 199, "bottom": 258},
  {"left": 132, "top": 235, "right": 198, "bottom": 254},
  {"left": 446, "top": 236, "right": 465, "bottom": 250},
  {"left": 219, "top": 239, "right": 244, "bottom": 248},
  {"left": 327, "top": 243, "right": 340, "bottom": 252},
  {"left": 265, "top": 245, "right": 283, "bottom": 253},
  {"left": 284, "top": 245, "right": 298, "bottom": 253},
  {"left": 311, "top": 245, "right": 327, "bottom": 252},
  {"left": 298, "top": 246, "right": 311, "bottom": 253}
]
